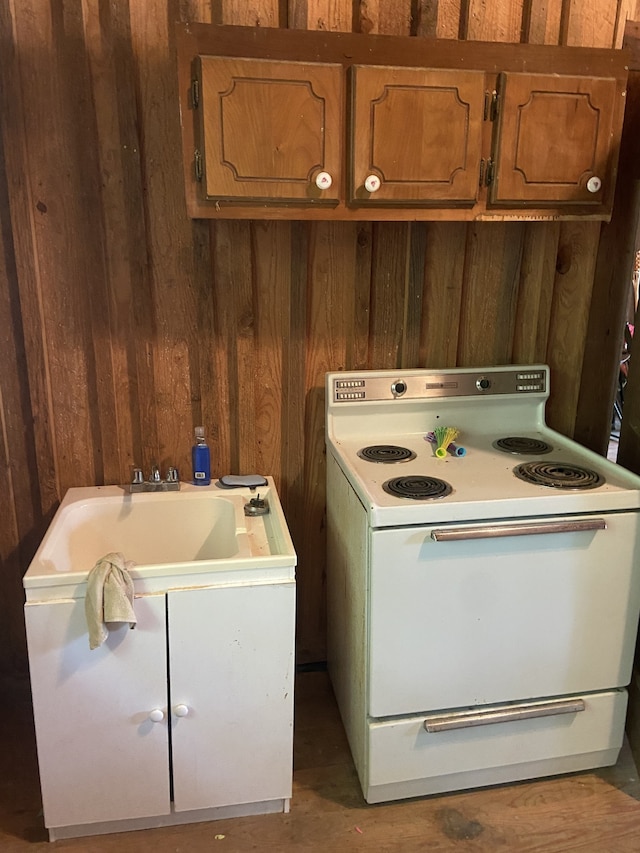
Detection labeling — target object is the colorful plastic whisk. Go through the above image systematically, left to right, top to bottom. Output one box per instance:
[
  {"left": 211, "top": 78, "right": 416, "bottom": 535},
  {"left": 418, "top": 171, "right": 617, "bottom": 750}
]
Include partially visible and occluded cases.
[{"left": 433, "top": 426, "right": 459, "bottom": 459}]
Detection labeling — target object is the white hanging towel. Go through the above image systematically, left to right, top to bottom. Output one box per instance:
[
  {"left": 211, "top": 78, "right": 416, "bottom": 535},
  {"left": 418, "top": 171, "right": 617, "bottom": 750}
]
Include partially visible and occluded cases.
[{"left": 85, "top": 552, "right": 137, "bottom": 650}]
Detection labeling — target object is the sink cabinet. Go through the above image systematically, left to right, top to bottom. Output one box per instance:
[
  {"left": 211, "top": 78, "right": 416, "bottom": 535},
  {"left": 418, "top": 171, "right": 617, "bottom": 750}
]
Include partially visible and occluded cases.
[
  {"left": 177, "top": 24, "right": 628, "bottom": 221},
  {"left": 25, "top": 580, "right": 295, "bottom": 839}
]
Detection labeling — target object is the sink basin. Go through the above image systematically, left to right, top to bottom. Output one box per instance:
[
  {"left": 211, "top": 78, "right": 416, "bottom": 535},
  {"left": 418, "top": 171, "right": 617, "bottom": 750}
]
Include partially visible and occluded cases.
[{"left": 24, "top": 480, "right": 296, "bottom": 598}]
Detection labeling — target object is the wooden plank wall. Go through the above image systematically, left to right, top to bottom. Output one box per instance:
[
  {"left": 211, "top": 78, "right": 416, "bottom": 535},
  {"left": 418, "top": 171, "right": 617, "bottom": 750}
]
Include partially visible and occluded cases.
[{"left": 0, "top": 0, "right": 637, "bottom": 672}]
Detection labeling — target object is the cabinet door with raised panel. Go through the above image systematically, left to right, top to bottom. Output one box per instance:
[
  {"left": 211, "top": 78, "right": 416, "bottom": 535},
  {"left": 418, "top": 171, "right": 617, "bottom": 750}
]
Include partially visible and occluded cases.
[
  {"left": 197, "top": 56, "right": 342, "bottom": 204},
  {"left": 349, "top": 65, "right": 486, "bottom": 206},
  {"left": 491, "top": 72, "right": 618, "bottom": 209},
  {"left": 169, "top": 582, "right": 296, "bottom": 812}
]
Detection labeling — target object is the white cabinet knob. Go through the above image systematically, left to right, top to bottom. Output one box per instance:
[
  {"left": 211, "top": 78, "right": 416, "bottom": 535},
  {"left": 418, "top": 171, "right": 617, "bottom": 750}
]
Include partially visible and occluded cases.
[
  {"left": 315, "top": 171, "right": 332, "bottom": 190},
  {"left": 364, "top": 174, "right": 381, "bottom": 193},
  {"left": 586, "top": 176, "right": 602, "bottom": 193},
  {"left": 173, "top": 704, "right": 189, "bottom": 718},
  {"left": 148, "top": 708, "right": 165, "bottom": 723}
]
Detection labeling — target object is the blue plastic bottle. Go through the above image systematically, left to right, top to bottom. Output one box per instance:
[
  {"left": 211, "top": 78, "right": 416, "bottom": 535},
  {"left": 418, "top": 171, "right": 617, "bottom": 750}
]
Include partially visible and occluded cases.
[{"left": 192, "top": 426, "right": 211, "bottom": 485}]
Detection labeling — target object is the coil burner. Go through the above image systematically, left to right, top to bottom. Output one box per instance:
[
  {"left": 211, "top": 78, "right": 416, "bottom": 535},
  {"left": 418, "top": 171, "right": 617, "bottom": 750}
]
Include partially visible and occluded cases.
[
  {"left": 493, "top": 437, "right": 553, "bottom": 455},
  {"left": 358, "top": 445, "right": 416, "bottom": 463},
  {"left": 513, "top": 461, "right": 604, "bottom": 490},
  {"left": 382, "top": 475, "right": 452, "bottom": 500}
]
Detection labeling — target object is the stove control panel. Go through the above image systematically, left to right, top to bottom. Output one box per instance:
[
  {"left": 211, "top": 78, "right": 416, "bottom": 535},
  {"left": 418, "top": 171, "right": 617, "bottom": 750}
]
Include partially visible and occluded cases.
[{"left": 331, "top": 367, "right": 548, "bottom": 402}]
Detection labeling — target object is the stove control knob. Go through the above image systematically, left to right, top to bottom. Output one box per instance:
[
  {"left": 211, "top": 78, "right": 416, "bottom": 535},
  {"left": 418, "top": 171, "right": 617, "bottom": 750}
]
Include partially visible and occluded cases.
[
  {"left": 476, "top": 377, "right": 491, "bottom": 391},
  {"left": 391, "top": 380, "right": 407, "bottom": 397}
]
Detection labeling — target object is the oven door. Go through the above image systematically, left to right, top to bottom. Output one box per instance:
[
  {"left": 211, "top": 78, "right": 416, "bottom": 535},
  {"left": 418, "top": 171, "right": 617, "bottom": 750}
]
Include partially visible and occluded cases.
[{"left": 368, "top": 512, "right": 640, "bottom": 718}]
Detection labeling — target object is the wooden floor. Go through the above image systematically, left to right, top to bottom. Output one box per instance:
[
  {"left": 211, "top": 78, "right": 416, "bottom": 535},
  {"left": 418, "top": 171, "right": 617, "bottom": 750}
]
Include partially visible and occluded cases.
[{"left": 3, "top": 669, "right": 640, "bottom": 852}]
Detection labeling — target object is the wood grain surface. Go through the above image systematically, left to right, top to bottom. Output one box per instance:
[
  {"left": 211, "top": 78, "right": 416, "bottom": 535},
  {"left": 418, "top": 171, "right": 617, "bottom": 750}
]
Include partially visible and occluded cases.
[{"left": 0, "top": 0, "right": 638, "bottom": 672}]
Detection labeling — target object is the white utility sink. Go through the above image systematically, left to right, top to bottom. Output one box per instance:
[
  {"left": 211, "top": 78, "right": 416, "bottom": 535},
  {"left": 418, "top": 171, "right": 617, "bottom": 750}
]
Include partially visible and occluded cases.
[{"left": 24, "top": 479, "right": 296, "bottom": 599}]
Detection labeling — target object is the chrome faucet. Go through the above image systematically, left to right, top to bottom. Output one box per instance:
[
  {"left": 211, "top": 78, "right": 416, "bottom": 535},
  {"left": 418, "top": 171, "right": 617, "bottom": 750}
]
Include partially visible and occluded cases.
[{"left": 129, "top": 465, "right": 180, "bottom": 493}]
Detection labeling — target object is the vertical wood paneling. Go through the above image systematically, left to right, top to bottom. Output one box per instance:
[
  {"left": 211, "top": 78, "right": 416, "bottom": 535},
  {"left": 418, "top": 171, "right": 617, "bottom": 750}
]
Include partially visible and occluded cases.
[
  {"left": 0, "top": 0, "right": 632, "bottom": 673},
  {"left": 81, "top": 0, "right": 150, "bottom": 486},
  {"left": 214, "top": 0, "right": 285, "bottom": 26},
  {"left": 290, "top": 0, "right": 353, "bottom": 30},
  {"left": 354, "top": 0, "right": 412, "bottom": 34},
  {"left": 413, "top": 0, "right": 464, "bottom": 38},
  {"left": 463, "top": 0, "right": 525, "bottom": 41},
  {"left": 522, "top": 0, "right": 564, "bottom": 44},
  {"left": 562, "top": 0, "right": 620, "bottom": 46},
  {"left": 614, "top": 0, "right": 638, "bottom": 47},
  {"left": 15, "top": 3, "right": 92, "bottom": 496},
  {"left": 129, "top": 3, "right": 200, "bottom": 471},
  {"left": 0, "top": 4, "right": 58, "bottom": 524},
  {"left": 0, "top": 133, "right": 32, "bottom": 671},
  {"left": 280, "top": 220, "right": 308, "bottom": 565},
  {"left": 253, "top": 221, "right": 291, "bottom": 483},
  {"left": 300, "top": 222, "right": 359, "bottom": 658},
  {"left": 545, "top": 222, "right": 601, "bottom": 436},
  {"left": 368, "top": 223, "right": 411, "bottom": 367},
  {"left": 419, "top": 223, "right": 468, "bottom": 367},
  {"left": 457, "top": 223, "right": 525, "bottom": 365},
  {"left": 511, "top": 223, "right": 561, "bottom": 363},
  {"left": 350, "top": 224, "right": 373, "bottom": 368},
  {"left": 401, "top": 224, "right": 428, "bottom": 366}
]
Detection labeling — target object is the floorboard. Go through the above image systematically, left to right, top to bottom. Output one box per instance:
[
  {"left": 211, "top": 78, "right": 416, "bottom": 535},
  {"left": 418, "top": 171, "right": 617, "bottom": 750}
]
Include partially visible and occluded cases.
[{"left": 2, "top": 670, "right": 640, "bottom": 852}]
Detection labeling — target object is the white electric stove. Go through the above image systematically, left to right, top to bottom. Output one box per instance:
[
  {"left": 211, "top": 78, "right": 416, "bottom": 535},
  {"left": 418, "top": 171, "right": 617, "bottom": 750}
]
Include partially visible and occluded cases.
[{"left": 325, "top": 364, "right": 640, "bottom": 804}]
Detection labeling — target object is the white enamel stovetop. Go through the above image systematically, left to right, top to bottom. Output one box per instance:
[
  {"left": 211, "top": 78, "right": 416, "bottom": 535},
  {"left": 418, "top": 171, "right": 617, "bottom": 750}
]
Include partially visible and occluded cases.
[{"left": 326, "top": 365, "right": 640, "bottom": 527}]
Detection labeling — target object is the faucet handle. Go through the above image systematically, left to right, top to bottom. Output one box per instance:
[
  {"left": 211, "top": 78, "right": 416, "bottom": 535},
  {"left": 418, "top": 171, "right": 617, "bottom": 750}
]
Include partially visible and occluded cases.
[
  {"left": 166, "top": 466, "right": 179, "bottom": 483},
  {"left": 132, "top": 467, "right": 144, "bottom": 485}
]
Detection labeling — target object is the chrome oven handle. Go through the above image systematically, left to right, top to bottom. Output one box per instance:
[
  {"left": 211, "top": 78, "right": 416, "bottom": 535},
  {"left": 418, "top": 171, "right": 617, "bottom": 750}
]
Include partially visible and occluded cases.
[
  {"left": 430, "top": 518, "right": 607, "bottom": 542},
  {"left": 424, "top": 698, "right": 586, "bottom": 732}
]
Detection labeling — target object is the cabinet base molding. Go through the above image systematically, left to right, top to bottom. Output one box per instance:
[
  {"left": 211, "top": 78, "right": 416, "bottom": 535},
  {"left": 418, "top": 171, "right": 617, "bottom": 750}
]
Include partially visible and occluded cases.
[{"left": 48, "top": 797, "right": 290, "bottom": 841}]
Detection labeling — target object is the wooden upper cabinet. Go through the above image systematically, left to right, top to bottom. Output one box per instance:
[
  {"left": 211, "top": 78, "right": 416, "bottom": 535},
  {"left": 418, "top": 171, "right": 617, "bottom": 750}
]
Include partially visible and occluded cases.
[
  {"left": 177, "top": 24, "right": 628, "bottom": 221},
  {"left": 196, "top": 57, "right": 343, "bottom": 204},
  {"left": 349, "top": 66, "right": 485, "bottom": 206},
  {"left": 491, "top": 72, "right": 618, "bottom": 210}
]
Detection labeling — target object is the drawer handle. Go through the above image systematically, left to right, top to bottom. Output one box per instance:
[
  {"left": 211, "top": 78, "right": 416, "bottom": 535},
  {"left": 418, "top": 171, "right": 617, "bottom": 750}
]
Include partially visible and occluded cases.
[
  {"left": 431, "top": 518, "right": 606, "bottom": 542},
  {"left": 424, "top": 698, "right": 585, "bottom": 732}
]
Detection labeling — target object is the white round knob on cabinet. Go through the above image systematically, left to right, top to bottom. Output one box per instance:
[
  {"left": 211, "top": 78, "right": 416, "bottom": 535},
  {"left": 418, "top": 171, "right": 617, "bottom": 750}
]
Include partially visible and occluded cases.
[
  {"left": 315, "top": 171, "right": 332, "bottom": 190},
  {"left": 364, "top": 174, "right": 381, "bottom": 193},
  {"left": 586, "top": 176, "right": 602, "bottom": 193},
  {"left": 173, "top": 704, "right": 189, "bottom": 718},
  {"left": 148, "top": 708, "right": 165, "bottom": 723}
]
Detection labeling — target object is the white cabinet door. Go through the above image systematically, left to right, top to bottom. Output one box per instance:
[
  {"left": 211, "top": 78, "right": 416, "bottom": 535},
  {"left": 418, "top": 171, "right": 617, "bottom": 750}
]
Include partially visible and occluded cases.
[
  {"left": 168, "top": 582, "right": 295, "bottom": 811},
  {"left": 25, "top": 595, "right": 170, "bottom": 829}
]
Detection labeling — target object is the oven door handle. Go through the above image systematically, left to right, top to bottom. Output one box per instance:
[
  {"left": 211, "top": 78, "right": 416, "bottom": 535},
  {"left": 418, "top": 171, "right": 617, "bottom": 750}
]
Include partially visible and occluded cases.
[
  {"left": 430, "top": 518, "right": 607, "bottom": 541},
  {"left": 424, "top": 697, "right": 586, "bottom": 732}
]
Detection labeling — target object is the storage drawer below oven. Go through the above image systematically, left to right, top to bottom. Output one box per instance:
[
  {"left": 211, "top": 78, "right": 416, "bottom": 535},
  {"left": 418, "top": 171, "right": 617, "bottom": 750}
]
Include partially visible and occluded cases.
[{"left": 364, "top": 689, "right": 626, "bottom": 804}]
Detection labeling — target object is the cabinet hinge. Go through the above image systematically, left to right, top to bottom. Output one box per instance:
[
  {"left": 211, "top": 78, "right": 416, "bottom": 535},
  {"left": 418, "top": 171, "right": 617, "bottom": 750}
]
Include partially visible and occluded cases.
[
  {"left": 191, "top": 78, "right": 200, "bottom": 109},
  {"left": 484, "top": 90, "right": 499, "bottom": 121},
  {"left": 194, "top": 149, "right": 203, "bottom": 182},
  {"left": 480, "top": 158, "right": 495, "bottom": 187}
]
